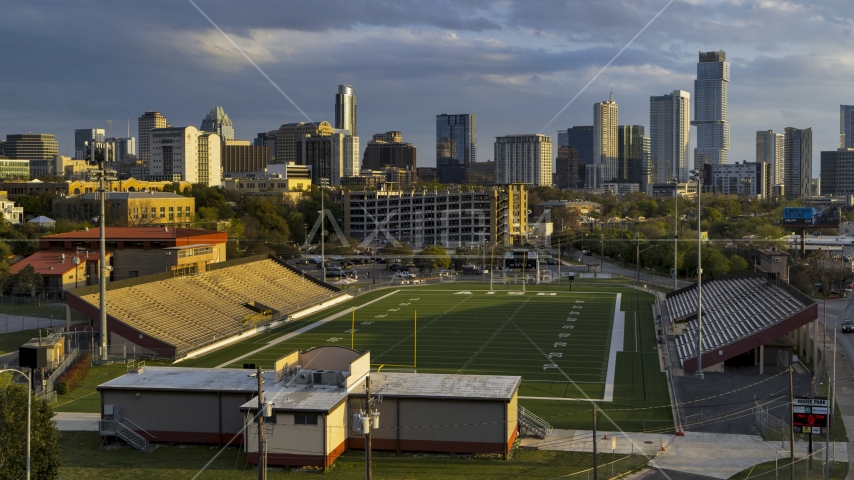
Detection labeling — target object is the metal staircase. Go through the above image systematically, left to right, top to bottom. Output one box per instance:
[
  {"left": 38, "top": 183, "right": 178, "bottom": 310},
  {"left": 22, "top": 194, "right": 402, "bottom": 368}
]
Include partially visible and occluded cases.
[
  {"left": 518, "top": 406, "right": 552, "bottom": 439},
  {"left": 99, "top": 419, "right": 150, "bottom": 451}
]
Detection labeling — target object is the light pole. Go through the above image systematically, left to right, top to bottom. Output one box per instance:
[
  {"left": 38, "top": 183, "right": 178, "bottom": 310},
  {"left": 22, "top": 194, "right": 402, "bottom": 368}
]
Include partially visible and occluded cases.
[
  {"left": 689, "top": 168, "right": 704, "bottom": 379},
  {"left": 671, "top": 176, "right": 679, "bottom": 290},
  {"left": 319, "top": 179, "right": 329, "bottom": 283},
  {"left": 303, "top": 223, "right": 308, "bottom": 251},
  {"left": 636, "top": 243, "right": 659, "bottom": 283},
  {"left": 787, "top": 262, "right": 807, "bottom": 284},
  {"left": 0, "top": 368, "right": 31, "bottom": 480}
]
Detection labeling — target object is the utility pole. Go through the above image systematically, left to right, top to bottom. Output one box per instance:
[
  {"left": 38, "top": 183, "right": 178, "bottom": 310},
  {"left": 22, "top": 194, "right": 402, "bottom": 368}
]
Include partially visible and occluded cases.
[
  {"left": 89, "top": 145, "right": 115, "bottom": 360},
  {"left": 691, "top": 169, "right": 704, "bottom": 378},
  {"left": 673, "top": 178, "right": 678, "bottom": 290},
  {"left": 320, "top": 180, "right": 327, "bottom": 284},
  {"left": 557, "top": 238, "right": 561, "bottom": 285},
  {"left": 789, "top": 364, "right": 794, "bottom": 480},
  {"left": 257, "top": 366, "right": 266, "bottom": 480},
  {"left": 365, "top": 375, "right": 372, "bottom": 480},
  {"left": 592, "top": 405, "right": 598, "bottom": 480}
]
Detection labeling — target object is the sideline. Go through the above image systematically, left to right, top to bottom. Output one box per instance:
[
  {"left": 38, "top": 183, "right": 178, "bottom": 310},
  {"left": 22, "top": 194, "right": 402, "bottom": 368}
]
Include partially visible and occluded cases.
[{"left": 214, "top": 290, "right": 401, "bottom": 368}]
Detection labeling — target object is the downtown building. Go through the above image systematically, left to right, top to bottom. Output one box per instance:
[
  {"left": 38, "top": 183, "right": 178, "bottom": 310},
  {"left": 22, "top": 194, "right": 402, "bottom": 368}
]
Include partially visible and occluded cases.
[
  {"left": 692, "top": 51, "right": 730, "bottom": 170},
  {"left": 334, "top": 85, "right": 360, "bottom": 177},
  {"left": 649, "top": 90, "right": 691, "bottom": 183},
  {"left": 593, "top": 94, "right": 619, "bottom": 183},
  {"left": 841, "top": 105, "right": 854, "bottom": 148},
  {"left": 200, "top": 106, "right": 235, "bottom": 143},
  {"left": 138, "top": 111, "right": 169, "bottom": 163},
  {"left": 436, "top": 114, "right": 476, "bottom": 184},
  {"left": 618, "top": 125, "right": 649, "bottom": 187},
  {"left": 149, "top": 126, "right": 221, "bottom": 186},
  {"left": 556, "top": 126, "right": 594, "bottom": 188},
  {"left": 784, "top": 127, "right": 813, "bottom": 200},
  {"left": 74, "top": 129, "right": 105, "bottom": 159},
  {"left": 296, "top": 130, "right": 353, "bottom": 186},
  {"left": 756, "top": 130, "right": 784, "bottom": 186},
  {"left": 361, "top": 131, "right": 417, "bottom": 172},
  {"left": 3, "top": 134, "right": 59, "bottom": 160},
  {"left": 494, "top": 134, "right": 552, "bottom": 186},
  {"left": 105, "top": 137, "right": 136, "bottom": 161},
  {"left": 221, "top": 140, "right": 269, "bottom": 176},
  {"left": 820, "top": 148, "right": 854, "bottom": 196},
  {"left": 701, "top": 161, "right": 773, "bottom": 200},
  {"left": 343, "top": 183, "right": 529, "bottom": 248}
]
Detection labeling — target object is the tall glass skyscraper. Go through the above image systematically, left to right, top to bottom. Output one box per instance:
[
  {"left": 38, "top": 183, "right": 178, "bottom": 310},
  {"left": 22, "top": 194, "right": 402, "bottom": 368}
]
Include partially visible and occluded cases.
[
  {"left": 692, "top": 51, "right": 730, "bottom": 170},
  {"left": 335, "top": 85, "right": 357, "bottom": 136},
  {"left": 650, "top": 90, "right": 691, "bottom": 183},
  {"left": 593, "top": 94, "right": 619, "bottom": 182},
  {"left": 840, "top": 105, "right": 854, "bottom": 148},
  {"left": 200, "top": 106, "right": 234, "bottom": 143},
  {"left": 436, "top": 114, "right": 476, "bottom": 184},
  {"left": 618, "top": 125, "right": 645, "bottom": 184},
  {"left": 784, "top": 127, "right": 812, "bottom": 200},
  {"left": 74, "top": 129, "right": 105, "bottom": 159},
  {"left": 755, "top": 130, "right": 784, "bottom": 185}
]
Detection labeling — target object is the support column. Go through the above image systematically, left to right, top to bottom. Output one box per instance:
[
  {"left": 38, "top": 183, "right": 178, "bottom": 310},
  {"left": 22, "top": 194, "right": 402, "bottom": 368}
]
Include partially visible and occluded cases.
[
  {"left": 65, "top": 304, "right": 71, "bottom": 331},
  {"left": 813, "top": 319, "right": 819, "bottom": 366},
  {"left": 798, "top": 326, "right": 805, "bottom": 359},
  {"left": 759, "top": 344, "right": 764, "bottom": 375},
  {"left": 754, "top": 347, "right": 758, "bottom": 366}
]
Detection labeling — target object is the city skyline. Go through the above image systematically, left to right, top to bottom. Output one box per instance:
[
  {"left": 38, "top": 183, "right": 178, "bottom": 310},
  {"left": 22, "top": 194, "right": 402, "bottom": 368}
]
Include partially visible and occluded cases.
[{"left": 1, "top": 1, "right": 852, "bottom": 176}]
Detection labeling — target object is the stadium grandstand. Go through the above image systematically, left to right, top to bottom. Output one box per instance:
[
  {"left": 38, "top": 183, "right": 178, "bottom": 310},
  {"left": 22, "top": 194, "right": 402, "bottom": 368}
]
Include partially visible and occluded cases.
[
  {"left": 65, "top": 255, "right": 348, "bottom": 359},
  {"left": 665, "top": 272, "right": 817, "bottom": 372}
]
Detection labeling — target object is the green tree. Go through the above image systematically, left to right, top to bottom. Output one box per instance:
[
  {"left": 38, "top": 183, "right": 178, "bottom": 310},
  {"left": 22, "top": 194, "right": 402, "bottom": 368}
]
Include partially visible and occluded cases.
[
  {"left": 378, "top": 242, "right": 413, "bottom": 265},
  {"left": 413, "top": 245, "right": 450, "bottom": 273},
  {"left": 728, "top": 254, "right": 750, "bottom": 274},
  {"left": 10, "top": 265, "right": 42, "bottom": 296},
  {"left": 0, "top": 376, "right": 61, "bottom": 479}
]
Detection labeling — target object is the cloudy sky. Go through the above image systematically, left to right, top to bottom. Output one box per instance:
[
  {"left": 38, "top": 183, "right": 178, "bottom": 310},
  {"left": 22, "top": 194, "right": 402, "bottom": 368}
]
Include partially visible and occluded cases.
[{"left": 1, "top": 0, "right": 852, "bottom": 175}]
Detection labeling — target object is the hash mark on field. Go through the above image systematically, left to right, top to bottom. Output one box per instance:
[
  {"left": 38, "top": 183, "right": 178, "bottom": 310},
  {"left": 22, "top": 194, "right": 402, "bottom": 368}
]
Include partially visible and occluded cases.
[{"left": 457, "top": 297, "right": 532, "bottom": 373}]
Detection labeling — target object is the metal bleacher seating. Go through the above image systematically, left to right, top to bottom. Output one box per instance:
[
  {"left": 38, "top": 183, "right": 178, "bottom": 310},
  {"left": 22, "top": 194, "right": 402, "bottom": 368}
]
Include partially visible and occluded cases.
[
  {"left": 80, "top": 259, "right": 340, "bottom": 358},
  {"left": 666, "top": 276, "right": 810, "bottom": 366}
]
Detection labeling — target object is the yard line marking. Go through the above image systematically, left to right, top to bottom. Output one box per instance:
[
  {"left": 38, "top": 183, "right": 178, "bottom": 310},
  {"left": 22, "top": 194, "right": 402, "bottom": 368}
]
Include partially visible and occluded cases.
[
  {"left": 214, "top": 290, "right": 401, "bottom": 368},
  {"left": 376, "top": 295, "right": 473, "bottom": 361},
  {"left": 457, "top": 297, "right": 533, "bottom": 373}
]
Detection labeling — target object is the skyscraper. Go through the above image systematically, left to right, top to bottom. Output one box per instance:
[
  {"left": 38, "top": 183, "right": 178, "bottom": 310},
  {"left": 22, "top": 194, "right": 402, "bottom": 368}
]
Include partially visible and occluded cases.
[
  {"left": 692, "top": 51, "right": 730, "bottom": 170},
  {"left": 335, "top": 85, "right": 357, "bottom": 136},
  {"left": 649, "top": 90, "right": 691, "bottom": 183},
  {"left": 593, "top": 94, "right": 618, "bottom": 182},
  {"left": 840, "top": 105, "right": 854, "bottom": 148},
  {"left": 200, "top": 106, "right": 234, "bottom": 143},
  {"left": 138, "top": 111, "right": 168, "bottom": 163},
  {"left": 436, "top": 114, "right": 476, "bottom": 184},
  {"left": 275, "top": 121, "right": 333, "bottom": 165},
  {"left": 618, "top": 125, "right": 646, "bottom": 184},
  {"left": 149, "top": 126, "right": 221, "bottom": 186},
  {"left": 565, "top": 126, "right": 594, "bottom": 164},
  {"left": 784, "top": 127, "right": 812, "bottom": 200},
  {"left": 74, "top": 129, "right": 105, "bottom": 159},
  {"left": 755, "top": 130, "right": 784, "bottom": 185},
  {"left": 362, "top": 132, "right": 417, "bottom": 171},
  {"left": 3, "top": 134, "right": 59, "bottom": 160},
  {"left": 494, "top": 134, "right": 551, "bottom": 186},
  {"left": 105, "top": 137, "right": 136, "bottom": 161},
  {"left": 554, "top": 147, "right": 581, "bottom": 189}
]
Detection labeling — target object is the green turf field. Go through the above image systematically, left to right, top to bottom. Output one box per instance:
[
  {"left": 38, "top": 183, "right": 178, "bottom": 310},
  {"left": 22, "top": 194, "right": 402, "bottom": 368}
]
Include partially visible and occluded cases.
[{"left": 180, "top": 283, "right": 672, "bottom": 432}]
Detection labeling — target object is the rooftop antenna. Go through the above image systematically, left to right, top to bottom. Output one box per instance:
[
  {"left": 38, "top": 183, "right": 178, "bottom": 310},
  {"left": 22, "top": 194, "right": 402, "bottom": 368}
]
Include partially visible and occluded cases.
[
  {"left": 609, "top": 89, "right": 613, "bottom": 102},
  {"left": 127, "top": 119, "right": 130, "bottom": 138}
]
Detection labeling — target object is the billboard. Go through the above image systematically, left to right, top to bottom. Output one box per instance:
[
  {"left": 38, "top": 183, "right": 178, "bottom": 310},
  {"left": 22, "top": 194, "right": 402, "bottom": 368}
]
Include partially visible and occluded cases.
[
  {"left": 783, "top": 207, "right": 840, "bottom": 228},
  {"left": 792, "top": 397, "right": 829, "bottom": 435}
]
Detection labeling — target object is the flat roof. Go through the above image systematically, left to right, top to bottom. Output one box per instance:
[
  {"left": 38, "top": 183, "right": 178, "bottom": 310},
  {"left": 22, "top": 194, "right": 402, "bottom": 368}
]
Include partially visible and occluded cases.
[
  {"left": 63, "top": 192, "right": 190, "bottom": 200},
  {"left": 42, "top": 227, "right": 224, "bottom": 242},
  {"left": 12, "top": 250, "right": 108, "bottom": 276},
  {"left": 97, "top": 367, "right": 273, "bottom": 394},
  {"left": 361, "top": 372, "right": 521, "bottom": 401},
  {"left": 241, "top": 388, "right": 349, "bottom": 413}
]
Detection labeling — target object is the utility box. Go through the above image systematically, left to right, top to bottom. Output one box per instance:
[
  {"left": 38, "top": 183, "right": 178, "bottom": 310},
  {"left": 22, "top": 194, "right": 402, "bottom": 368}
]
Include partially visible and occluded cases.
[{"left": 18, "top": 335, "right": 65, "bottom": 370}]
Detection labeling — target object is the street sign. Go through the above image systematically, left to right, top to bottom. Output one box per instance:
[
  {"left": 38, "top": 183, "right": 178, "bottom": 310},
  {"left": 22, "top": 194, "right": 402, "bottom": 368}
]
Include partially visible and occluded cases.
[{"left": 792, "top": 397, "right": 829, "bottom": 435}]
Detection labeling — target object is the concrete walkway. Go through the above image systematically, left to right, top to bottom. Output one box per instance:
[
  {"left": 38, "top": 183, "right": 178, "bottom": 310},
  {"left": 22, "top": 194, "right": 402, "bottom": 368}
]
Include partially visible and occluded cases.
[
  {"left": 53, "top": 412, "right": 99, "bottom": 431},
  {"left": 522, "top": 429, "right": 847, "bottom": 479}
]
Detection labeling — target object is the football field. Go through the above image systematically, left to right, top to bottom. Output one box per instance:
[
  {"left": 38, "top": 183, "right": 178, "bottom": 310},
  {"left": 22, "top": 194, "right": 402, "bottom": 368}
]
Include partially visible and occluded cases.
[{"left": 181, "top": 283, "right": 671, "bottom": 431}]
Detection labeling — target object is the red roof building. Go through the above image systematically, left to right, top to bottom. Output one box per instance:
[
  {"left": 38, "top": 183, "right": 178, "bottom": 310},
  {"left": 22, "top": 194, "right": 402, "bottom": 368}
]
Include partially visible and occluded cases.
[{"left": 12, "top": 250, "right": 111, "bottom": 291}]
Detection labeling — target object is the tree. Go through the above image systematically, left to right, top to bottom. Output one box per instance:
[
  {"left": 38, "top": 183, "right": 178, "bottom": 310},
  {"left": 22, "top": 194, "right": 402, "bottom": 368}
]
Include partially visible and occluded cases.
[
  {"left": 378, "top": 242, "right": 413, "bottom": 265},
  {"left": 413, "top": 245, "right": 450, "bottom": 273},
  {"left": 803, "top": 251, "right": 851, "bottom": 293},
  {"left": 729, "top": 254, "right": 750, "bottom": 274},
  {"left": 10, "top": 265, "right": 43, "bottom": 296},
  {"left": 0, "top": 376, "right": 61, "bottom": 479}
]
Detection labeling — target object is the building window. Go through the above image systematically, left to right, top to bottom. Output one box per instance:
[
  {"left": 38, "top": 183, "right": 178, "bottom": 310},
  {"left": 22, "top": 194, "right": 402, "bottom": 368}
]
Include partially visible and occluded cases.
[
  {"left": 160, "top": 207, "right": 165, "bottom": 219},
  {"left": 168, "top": 207, "right": 174, "bottom": 220},
  {"left": 294, "top": 413, "right": 318, "bottom": 425}
]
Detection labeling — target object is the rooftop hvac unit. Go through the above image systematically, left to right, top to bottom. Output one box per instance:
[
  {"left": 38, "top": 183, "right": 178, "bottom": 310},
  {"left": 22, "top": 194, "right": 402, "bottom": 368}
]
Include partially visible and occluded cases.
[{"left": 295, "top": 370, "right": 313, "bottom": 385}]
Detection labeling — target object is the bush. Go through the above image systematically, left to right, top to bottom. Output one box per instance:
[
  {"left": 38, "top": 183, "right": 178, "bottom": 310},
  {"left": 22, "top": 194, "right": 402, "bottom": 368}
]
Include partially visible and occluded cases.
[{"left": 56, "top": 353, "right": 91, "bottom": 395}]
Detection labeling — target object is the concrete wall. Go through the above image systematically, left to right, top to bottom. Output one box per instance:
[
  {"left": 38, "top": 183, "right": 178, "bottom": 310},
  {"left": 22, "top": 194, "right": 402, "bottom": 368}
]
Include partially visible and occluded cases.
[
  {"left": 300, "top": 346, "right": 362, "bottom": 370},
  {"left": 100, "top": 389, "right": 252, "bottom": 444}
]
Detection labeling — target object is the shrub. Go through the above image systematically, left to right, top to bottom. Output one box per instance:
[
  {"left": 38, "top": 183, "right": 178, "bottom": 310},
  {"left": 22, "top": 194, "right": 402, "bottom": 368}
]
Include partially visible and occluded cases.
[{"left": 57, "top": 353, "right": 91, "bottom": 395}]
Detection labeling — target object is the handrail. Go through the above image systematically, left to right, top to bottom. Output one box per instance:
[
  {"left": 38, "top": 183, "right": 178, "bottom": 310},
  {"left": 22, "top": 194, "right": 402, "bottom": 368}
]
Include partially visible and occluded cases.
[{"left": 119, "top": 418, "right": 157, "bottom": 438}]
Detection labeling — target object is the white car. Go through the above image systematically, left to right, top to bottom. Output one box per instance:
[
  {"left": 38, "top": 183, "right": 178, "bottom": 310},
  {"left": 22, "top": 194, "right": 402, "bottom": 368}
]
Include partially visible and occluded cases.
[
  {"left": 331, "top": 255, "right": 343, "bottom": 261},
  {"left": 395, "top": 272, "right": 416, "bottom": 279}
]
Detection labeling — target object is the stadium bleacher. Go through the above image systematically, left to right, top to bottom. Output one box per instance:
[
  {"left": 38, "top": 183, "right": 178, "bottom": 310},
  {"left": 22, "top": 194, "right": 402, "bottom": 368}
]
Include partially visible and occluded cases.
[
  {"left": 71, "top": 257, "right": 342, "bottom": 358},
  {"left": 666, "top": 273, "right": 816, "bottom": 369}
]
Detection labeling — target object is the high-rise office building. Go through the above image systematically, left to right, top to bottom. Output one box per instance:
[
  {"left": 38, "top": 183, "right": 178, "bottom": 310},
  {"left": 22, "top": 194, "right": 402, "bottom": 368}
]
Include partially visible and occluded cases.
[
  {"left": 692, "top": 51, "right": 730, "bottom": 169},
  {"left": 335, "top": 85, "right": 357, "bottom": 136},
  {"left": 649, "top": 90, "right": 691, "bottom": 183},
  {"left": 593, "top": 94, "right": 619, "bottom": 181},
  {"left": 200, "top": 106, "right": 235, "bottom": 143},
  {"left": 840, "top": 106, "right": 854, "bottom": 148},
  {"left": 138, "top": 111, "right": 168, "bottom": 163},
  {"left": 436, "top": 114, "right": 476, "bottom": 184},
  {"left": 275, "top": 121, "right": 333, "bottom": 165},
  {"left": 618, "top": 125, "right": 645, "bottom": 183},
  {"left": 149, "top": 126, "right": 221, "bottom": 186},
  {"left": 565, "top": 126, "right": 594, "bottom": 164},
  {"left": 784, "top": 127, "right": 812, "bottom": 200},
  {"left": 74, "top": 129, "right": 105, "bottom": 159},
  {"left": 254, "top": 130, "right": 277, "bottom": 165},
  {"left": 755, "top": 130, "right": 784, "bottom": 185},
  {"left": 297, "top": 131, "right": 349, "bottom": 186},
  {"left": 362, "top": 132, "right": 417, "bottom": 171},
  {"left": 3, "top": 134, "right": 59, "bottom": 160},
  {"left": 494, "top": 134, "right": 552, "bottom": 186},
  {"left": 105, "top": 137, "right": 136, "bottom": 161},
  {"left": 221, "top": 140, "right": 268, "bottom": 175},
  {"left": 554, "top": 147, "right": 581, "bottom": 189},
  {"left": 819, "top": 148, "right": 854, "bottom": 196}
]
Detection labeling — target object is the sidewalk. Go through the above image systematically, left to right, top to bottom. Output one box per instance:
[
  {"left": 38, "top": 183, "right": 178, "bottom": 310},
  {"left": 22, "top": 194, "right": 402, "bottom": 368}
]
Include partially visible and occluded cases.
[
  {"left": 53, "top": 412, "right": 99, "bottom": 431},
  {"left": 521, "top": 429, "right": 848, "bottom": 479}
]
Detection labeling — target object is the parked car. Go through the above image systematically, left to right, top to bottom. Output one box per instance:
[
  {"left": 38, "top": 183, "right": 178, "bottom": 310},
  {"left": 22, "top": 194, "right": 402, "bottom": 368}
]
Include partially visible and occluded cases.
[
  {"left": 331, "top": 255, "right": 343, "bottom": 261},
  {"left": 308, "top": 257, "right": 323, "bottom": 264},
  {"left": 389, "top": 264, "right": 408, "bottom": 271},
  {"left": 395, "top": 271, "right": 416, "bottom": 279},
  {"left": 843, "top": 320, "right": 854, "bottom": 333}
]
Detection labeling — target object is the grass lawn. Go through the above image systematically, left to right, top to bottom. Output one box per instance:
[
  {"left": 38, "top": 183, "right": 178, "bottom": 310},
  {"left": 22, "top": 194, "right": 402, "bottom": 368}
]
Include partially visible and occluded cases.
[
  {"left": 181, "top": 283, "right": 671, "bottom": 432},
  {"left": 0, "top": 328, "right": 40, "bottom": 354},
  {"left": 53, "top": 360, "right": 172, "bottom": 413},
  {"left": 59, "top": 431, "right": 649, "bottom": 479},
  {"left": 727, "top": 458, "right": 848, "bottom": 480}
]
